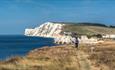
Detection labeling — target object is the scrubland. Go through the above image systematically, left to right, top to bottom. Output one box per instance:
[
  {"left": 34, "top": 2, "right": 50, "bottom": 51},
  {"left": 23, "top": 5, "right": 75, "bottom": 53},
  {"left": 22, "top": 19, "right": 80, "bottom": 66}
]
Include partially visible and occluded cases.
[{"left": 0, "top": 41, "right": 115, "bottom": 70}]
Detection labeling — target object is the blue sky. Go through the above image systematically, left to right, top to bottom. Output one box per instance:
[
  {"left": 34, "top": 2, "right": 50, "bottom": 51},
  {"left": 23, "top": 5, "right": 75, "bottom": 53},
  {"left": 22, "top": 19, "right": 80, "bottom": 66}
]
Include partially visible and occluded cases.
[{"left": 0, "top": 0, "right": 115, "bottom": 34}]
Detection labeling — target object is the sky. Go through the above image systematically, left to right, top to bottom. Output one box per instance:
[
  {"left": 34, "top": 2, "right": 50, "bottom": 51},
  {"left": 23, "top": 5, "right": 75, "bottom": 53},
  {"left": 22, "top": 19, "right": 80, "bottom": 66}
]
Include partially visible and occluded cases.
[{"left": 0, "top": 0, "right": 115, "bottom": 34}]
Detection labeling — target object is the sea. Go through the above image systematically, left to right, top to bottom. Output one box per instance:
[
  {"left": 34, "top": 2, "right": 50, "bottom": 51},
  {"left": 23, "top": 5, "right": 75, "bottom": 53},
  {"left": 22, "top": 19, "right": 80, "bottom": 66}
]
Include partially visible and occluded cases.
[{"left": 0, "top": 35, "right": 56, "bottom": 60}]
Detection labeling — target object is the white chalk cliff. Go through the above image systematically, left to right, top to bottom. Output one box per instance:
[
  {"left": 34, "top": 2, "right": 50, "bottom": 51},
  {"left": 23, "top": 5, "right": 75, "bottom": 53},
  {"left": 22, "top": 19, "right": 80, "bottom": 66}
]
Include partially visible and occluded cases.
[
  {"left": 25, "top": 22, "right": 101, "bottom": 44},
  {"left": 25, "top": 22, "right": 65, "bottom": 38}
]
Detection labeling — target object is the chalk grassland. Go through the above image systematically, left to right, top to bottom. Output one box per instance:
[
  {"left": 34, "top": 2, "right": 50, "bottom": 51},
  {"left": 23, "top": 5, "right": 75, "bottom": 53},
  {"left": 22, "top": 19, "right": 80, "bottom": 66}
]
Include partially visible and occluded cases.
[
  {"left": 63, "top": 24, "right": 115, "bottom": 35},
  {"left": 0, "top": 42, "right": 115, "bottom": 70},
  {"left": 80, "top": 42, "right": 115, "bottom": 70},
  {"left": 0, "top": 46, "right": 80, "bottom": 70}
]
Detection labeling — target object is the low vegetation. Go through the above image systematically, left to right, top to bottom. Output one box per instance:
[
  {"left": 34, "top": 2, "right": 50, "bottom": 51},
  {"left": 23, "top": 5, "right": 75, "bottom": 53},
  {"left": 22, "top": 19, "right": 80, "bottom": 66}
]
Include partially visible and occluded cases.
[
  {"left": 62, "top": 23, "right": 115, "bottom": 35},
  {"left": 0, "top": 41, "right": 115, "bottom": 70},
  {"left": 80, "top": 42, "right": 115, "bottom": 70},
  {"left": 0, "top": 46, "right": 80, "bottom": 70}
]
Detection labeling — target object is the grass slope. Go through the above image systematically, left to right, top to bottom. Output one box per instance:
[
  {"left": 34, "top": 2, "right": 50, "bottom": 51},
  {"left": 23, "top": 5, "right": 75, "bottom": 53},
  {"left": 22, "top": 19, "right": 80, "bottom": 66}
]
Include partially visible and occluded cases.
[
  {"left": 62, "top": 23, "right": 115, "bottom": 35},
  {"left": 0, "top": 42, "right": 115, "bottom": 70},
  {"left": 0, "top": 46, "right": 80, "bottom": 70}
]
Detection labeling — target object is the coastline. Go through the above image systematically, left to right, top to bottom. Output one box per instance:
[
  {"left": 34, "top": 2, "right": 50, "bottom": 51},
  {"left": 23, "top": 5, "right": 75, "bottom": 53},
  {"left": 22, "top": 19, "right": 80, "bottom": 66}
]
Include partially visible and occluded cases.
[
  {"left": 0, "top": 35, "right": 56, "bottom": 60},
  {"left": 0, "top": 41, "right": 115, "bottom": 70}
]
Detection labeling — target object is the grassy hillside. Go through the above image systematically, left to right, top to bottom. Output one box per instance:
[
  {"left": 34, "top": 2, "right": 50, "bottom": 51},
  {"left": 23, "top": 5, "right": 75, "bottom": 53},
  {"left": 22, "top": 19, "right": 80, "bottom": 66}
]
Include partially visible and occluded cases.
[
  {"left": 62, "top": 23, "right": 115, "bottom": 35},
  {"left": 0, "top": 43, "right": 115, "bottom": 70},
  {"left": 0, "top": 46, "right": 80, "bottom": 70}
]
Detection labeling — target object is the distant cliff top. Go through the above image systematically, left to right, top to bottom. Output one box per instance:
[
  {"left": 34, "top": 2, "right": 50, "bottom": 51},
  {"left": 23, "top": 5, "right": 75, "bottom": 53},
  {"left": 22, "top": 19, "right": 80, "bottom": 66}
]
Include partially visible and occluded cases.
[
  {"left": 25, "top": 22, "right": 115, "bottom": 36},
  {"left": 51, "top": 22, "right": 115, "bottom": 29},
  {"left": 51, "top": 22, "right": 115, "bottom": 27},
  {"left": 59, "top": 22, "right": 115, "bottom": 35}
]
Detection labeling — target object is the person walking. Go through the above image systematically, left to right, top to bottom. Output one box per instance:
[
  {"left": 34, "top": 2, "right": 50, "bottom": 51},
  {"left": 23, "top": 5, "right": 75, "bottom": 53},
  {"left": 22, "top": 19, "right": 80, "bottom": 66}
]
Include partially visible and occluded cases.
[{"left": 72, "top": 36, "right": 79, "bottom": 48}]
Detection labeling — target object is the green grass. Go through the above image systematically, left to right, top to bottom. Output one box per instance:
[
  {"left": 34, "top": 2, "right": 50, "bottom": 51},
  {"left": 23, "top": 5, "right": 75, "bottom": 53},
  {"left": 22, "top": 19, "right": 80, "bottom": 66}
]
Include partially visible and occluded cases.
[{"left": 63, "top": 24, "right": 115, "bottom": 35}]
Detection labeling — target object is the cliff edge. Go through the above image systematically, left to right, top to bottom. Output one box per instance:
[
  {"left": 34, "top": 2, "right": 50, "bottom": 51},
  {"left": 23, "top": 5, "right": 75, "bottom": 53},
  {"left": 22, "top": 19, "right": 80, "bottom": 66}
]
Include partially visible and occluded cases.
[
  {"left": 24, "top": 22, "right": 101, "bottom": 44},
  {"left": 25, "top": 22, "right": 65, "bottom": 38},
  {"left": 0, "top": 43, "right": 115, "bottom": 70}
]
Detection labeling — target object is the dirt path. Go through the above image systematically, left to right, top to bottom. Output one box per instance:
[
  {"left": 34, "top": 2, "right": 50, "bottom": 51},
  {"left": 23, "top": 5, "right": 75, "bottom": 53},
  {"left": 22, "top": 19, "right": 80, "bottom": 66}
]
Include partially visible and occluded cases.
[{"left": 76, "top": 50, "right": 91, "bottom": 70}]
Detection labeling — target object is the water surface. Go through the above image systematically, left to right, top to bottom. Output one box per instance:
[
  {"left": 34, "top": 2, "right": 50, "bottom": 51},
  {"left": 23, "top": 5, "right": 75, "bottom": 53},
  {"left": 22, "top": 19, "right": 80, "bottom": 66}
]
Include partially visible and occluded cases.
[{"left": 0, "top": 35, "right": 55, "bottom": 60}]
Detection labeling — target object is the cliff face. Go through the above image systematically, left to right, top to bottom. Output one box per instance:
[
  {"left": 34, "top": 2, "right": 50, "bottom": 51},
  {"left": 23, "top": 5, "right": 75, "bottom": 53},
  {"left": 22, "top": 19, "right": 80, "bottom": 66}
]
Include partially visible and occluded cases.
[
  {"left": 25, "top": 22, "right": 65, "bottom": 38},
  {"left": 25, "top": 22, "right": 100, "bottom": 44},
  {"left": 25, "top": 22, "right": 75, "bottom": 44}
]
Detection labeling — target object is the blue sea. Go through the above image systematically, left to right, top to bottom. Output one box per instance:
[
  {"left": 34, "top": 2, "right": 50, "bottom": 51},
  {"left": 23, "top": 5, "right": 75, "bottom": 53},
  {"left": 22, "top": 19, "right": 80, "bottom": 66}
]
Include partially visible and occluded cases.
[{"left": 0, "top": 35, "right": 56, "bottom": 60}]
